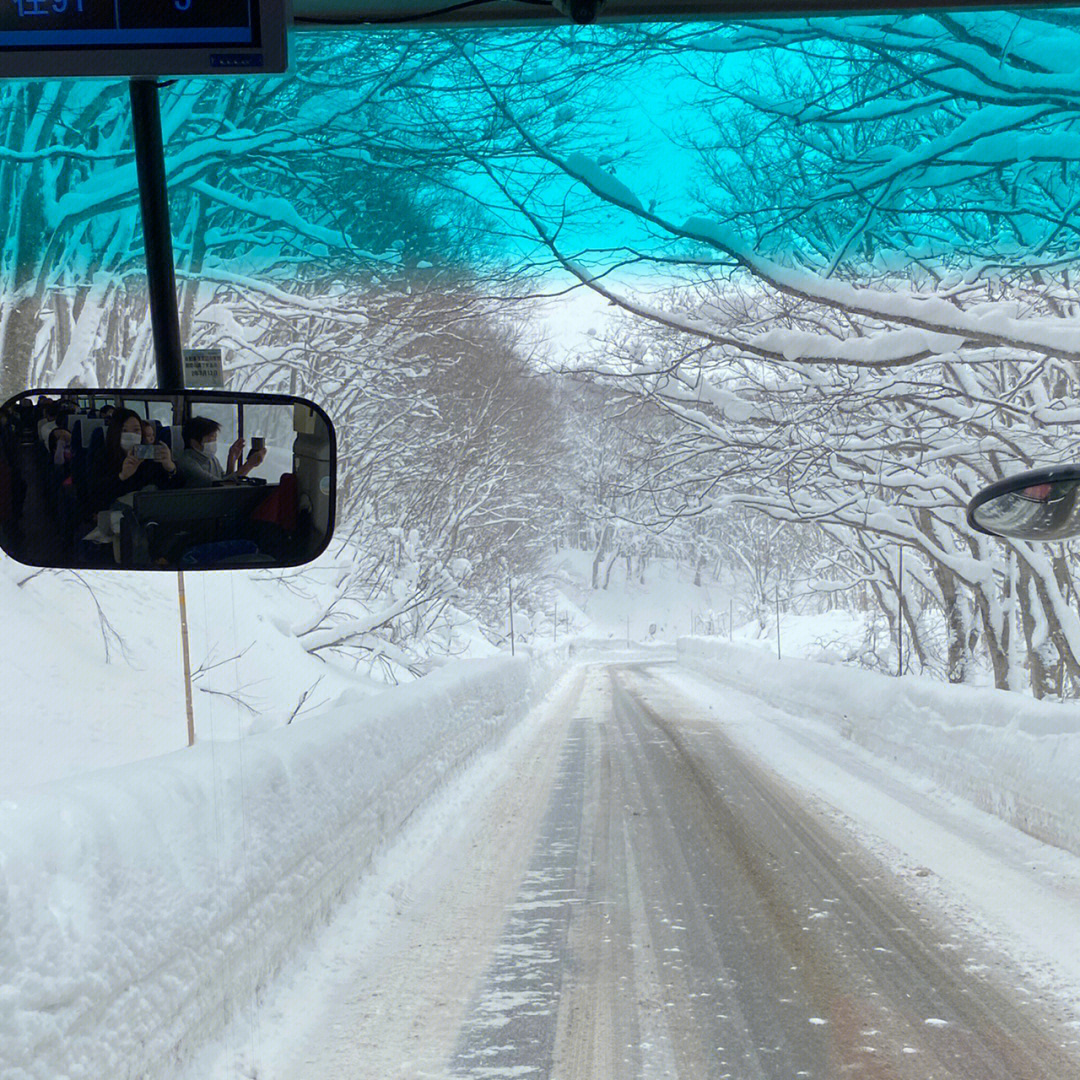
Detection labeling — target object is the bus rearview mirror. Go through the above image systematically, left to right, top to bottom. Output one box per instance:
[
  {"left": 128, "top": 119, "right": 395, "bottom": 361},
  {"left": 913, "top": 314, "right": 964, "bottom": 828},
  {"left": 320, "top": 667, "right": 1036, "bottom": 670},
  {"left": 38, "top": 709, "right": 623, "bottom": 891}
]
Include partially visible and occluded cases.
[
  {"left": 0, "top": 388, "right": 335, "bottom": 571},
  {"left": 967, "top": 465, "right": 1080, "bottom": 542}
]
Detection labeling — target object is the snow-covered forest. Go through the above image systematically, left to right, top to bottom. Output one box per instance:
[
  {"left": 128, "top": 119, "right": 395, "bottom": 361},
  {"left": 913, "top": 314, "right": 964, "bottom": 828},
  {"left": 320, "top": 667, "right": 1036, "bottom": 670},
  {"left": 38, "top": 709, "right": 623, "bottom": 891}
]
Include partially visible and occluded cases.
[{"left": 4, "top": 10, "right": 1080, "bottom": 695}]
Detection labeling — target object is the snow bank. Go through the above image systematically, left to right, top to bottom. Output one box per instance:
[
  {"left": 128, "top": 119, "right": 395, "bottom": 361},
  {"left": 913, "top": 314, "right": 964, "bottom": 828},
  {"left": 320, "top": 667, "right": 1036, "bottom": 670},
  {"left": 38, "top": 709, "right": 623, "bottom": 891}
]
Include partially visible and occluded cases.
[
  {"left": 729, "top": 609, "right": 870, "bottom": 664},
  {"left": 679, "top": 637, "right": 1080, "bottom": 857},
  {"left": 0, "top": 653, "right": 562, "bottom": 1080}
]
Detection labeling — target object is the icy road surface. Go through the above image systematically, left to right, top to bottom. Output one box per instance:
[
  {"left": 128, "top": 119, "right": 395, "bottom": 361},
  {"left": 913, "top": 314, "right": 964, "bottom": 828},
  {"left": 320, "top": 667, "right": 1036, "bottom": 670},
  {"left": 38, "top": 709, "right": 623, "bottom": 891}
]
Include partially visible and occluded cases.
[{"left": 217, "top": 662, "right": 1080, "bottom": 1080}]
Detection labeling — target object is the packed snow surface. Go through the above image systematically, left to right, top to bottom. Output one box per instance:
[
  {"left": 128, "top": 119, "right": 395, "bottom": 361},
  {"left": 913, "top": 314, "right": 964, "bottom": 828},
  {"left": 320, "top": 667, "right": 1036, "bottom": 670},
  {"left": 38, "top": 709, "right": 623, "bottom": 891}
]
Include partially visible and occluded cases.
[
  {"left": 8, "top": 621, "right": 1080, "bottom": 1080},
  {"left": 679, "top": 637, "right": 1080, "bottom": 856},
  {"left": 0, "top": 651, "right": 564, "bottom": 1080},
  {"left": 190, "top": 651, "right": 1080, "bottom": 1076},
  {"left": 664, "top": 652, "right": 1080, "bottom": 1024}
]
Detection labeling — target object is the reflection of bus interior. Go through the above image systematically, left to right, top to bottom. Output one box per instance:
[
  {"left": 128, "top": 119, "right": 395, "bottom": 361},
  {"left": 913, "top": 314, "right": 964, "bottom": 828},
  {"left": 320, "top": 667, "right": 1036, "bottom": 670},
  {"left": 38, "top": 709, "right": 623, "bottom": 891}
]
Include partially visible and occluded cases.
[
  {"left": 0, "top": 394, "right": 332, "bottom": 569},
  {"left": 974, "top": 481, "right": 1080, "bottom": 542}
]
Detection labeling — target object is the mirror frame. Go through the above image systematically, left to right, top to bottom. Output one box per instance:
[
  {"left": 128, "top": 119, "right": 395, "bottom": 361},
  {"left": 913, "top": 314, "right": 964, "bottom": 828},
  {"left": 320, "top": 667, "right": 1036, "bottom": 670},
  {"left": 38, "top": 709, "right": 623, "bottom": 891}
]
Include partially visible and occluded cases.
[
  {"left": 1, "top": 387, "right": 336, "bottom": 571},
  {"left": 966, "top": 464, "right": 1080, "bottom": 541}
]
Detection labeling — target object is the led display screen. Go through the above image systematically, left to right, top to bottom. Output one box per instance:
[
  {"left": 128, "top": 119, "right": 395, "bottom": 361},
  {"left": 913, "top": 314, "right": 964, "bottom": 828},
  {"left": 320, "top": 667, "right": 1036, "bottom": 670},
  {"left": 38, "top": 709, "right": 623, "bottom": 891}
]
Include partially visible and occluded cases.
[{"left": 0, "top": 0, "right": 287, "bottom": 78}]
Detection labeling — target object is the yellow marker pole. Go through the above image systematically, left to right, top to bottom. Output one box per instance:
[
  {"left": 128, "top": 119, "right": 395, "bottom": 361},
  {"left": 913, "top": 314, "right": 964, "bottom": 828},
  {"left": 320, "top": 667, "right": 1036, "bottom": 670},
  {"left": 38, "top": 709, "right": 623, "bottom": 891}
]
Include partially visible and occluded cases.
[{"left": 177, "top": 570, "right": 196, "bottom": 746}]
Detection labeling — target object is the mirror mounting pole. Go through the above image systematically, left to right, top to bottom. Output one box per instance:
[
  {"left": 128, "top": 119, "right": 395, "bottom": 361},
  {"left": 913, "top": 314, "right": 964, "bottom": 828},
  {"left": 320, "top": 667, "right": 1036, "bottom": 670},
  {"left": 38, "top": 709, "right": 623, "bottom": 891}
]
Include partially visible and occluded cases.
[
  {"left": 129, "top": 78, "right": 185, "bottom": 393},
  {"left": 130, "top": 78, "right": 194, "bottom": 740}
]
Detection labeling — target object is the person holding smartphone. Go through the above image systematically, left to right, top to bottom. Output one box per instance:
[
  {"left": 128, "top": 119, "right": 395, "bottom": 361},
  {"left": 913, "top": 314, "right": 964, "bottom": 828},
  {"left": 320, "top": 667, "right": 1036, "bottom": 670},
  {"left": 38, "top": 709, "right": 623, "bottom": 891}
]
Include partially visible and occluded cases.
[
  {"left": 90, "top": 409, "right": 183, "bottom": 513},
  {"left": 176, "top": 416, "right": 267, "bottom": 487}
]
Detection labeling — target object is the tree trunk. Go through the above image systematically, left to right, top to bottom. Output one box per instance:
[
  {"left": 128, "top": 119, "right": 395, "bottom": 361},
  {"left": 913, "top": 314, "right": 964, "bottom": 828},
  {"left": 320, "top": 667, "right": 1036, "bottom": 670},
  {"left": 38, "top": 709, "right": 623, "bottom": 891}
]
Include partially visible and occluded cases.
[
  {"left": 0, "top": 296, "right": 41, "bottom": 401},
  {"left": 590, "top": 523, "right": 611, "bottom": 590},
  {"left": 603, "top": 549, "right": 619, "bottom": 590},
  {"left": 1017, "top": 564, "right": 1054, "bottom": 699},
  {"left": 936, "top": 566, "right": 972, "bottom": 683},
  {"left": 867, "top": 578, "right": 896, "bottom": 673},
  {"left": 975, "top": 591, "right": 1010, "bottom": 691}
]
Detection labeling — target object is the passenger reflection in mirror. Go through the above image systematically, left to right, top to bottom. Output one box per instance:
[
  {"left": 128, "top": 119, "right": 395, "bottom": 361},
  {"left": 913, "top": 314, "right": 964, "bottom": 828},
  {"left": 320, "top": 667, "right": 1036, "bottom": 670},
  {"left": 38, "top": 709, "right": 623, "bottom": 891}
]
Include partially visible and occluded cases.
[
  {"left": 0, "top": 389, "right": 334, "bottom": 570},
  {"left": 37, "top": 399, "right": 60, "bottom": 444},
  {"left": 91, "top": 409, "right": 183, "bottom": 514},
  {"left": 176, "top": 416, "right": 267, "bottom": 487},
  {"left": 48, "top": 427, "right": 73, "bottom": 469},
  {"left": 1021, "top": 483, "right": 1054, "bottom": 502}
]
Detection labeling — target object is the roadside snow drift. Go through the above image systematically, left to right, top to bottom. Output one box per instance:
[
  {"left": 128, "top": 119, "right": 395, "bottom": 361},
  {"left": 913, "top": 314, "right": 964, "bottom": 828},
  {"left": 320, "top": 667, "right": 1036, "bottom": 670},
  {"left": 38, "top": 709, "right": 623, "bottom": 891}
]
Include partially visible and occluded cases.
[
  {"left": 679, "top": 638, "right": 1080, "bottom": 859},
  {"left": 0, "top": 655, "right": 558, "bottom": 1080}
]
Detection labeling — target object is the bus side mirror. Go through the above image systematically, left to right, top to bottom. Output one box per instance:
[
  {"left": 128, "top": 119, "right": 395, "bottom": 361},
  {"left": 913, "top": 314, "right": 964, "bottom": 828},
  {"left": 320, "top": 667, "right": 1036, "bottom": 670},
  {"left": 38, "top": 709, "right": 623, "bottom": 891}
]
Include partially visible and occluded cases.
[
  {"left": 0, "top": 388, "right": 335, "bottom": 571},
  {"left": 967, "top": 465, "right": 1080, "bottom": 541}
]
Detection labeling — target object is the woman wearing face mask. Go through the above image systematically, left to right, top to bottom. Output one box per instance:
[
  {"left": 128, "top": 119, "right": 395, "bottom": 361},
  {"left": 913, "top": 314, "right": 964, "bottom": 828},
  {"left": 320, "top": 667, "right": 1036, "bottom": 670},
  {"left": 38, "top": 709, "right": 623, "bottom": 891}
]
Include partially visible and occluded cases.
[
  {"left": 91, "top": 408, "right": 182, "bottom": 512},
  {"left": 176, "top": 416, "right": 266, "bottom": 487}
]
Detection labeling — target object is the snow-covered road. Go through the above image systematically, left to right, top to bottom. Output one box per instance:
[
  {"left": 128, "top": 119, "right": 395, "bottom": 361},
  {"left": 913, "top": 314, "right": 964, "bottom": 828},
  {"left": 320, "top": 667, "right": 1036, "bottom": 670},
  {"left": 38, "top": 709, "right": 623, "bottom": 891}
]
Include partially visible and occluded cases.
[{"left": 189, "top": 659, "right": 1080, "bottom": 1080}]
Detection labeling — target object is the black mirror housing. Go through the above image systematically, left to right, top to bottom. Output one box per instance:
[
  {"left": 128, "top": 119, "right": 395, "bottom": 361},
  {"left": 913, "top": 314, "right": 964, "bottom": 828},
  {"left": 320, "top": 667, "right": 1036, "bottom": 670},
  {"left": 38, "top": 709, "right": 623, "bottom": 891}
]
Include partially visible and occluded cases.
[
  {"left": 0, "top": 388, "right": 335, "bottom": 571},
  {"left": 967, "top": 465, "right": 1080, "bottom": 542}
]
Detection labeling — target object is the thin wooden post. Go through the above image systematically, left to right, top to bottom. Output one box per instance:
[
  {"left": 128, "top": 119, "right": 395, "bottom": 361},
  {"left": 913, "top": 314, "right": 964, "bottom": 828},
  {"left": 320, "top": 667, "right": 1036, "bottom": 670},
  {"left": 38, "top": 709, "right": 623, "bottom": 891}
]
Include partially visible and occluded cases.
[
  {"left": 897, "top": 545, "right": 904, "bottom": 677},
  {"left": 177, "top": 570, "right": 195, "bottom": 746},
  {"left": 508, "top": 576, "right": 515, "bottom": 657}
]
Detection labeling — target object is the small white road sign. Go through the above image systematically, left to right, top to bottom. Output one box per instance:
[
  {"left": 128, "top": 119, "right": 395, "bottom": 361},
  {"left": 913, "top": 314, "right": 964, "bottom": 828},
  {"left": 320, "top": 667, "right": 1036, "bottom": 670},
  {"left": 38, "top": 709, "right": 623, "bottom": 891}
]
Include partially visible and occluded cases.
[{"left": 182, "top": 349, "right": 225, "bottom": 388}]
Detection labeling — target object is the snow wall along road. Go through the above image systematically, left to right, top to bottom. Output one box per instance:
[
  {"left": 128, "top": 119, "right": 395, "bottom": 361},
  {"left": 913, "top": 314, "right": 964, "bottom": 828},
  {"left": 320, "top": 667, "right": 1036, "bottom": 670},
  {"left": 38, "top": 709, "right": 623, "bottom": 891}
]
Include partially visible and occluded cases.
[
  {"left": 679, "top": 637, "right": 1080, "bottom": 860},
  {"left": 0, "top": 653, "right": 564, "bottom": 1080}
]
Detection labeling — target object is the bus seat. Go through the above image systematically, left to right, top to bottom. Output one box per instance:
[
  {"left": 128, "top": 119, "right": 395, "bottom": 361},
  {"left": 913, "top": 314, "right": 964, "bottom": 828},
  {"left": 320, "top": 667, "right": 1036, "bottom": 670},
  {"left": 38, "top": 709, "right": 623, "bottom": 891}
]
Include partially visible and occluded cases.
[
  {"left": 80, "top": 419, "right": 104, "bottom": 448},
  {"left": 160, "top": 425, "right": 183, "bottom": 451},
  {"left": 293, "top": 432, "right": 330, "bottom": 539},
  {"left": 251, "top": 472, "right": 298, "bottom": 532}
]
